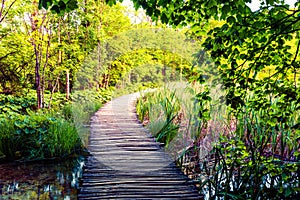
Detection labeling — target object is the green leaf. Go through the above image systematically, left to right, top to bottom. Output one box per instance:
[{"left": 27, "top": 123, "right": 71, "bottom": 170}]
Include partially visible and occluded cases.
[
  {"left": 38, "top": 0, "right": 53, "bottom": 10},
  {"left": 66, "top": 0, "right": 78, "bottom": 11},
  {"left": 50, "top": 5, "right": 60, "bottom": 14},
  {"left": 222, "top": 5, "right": 230, "bottom": 15},
  {"left": 227, "top": 16, "right": 236, "bottom": 24},
  {"left": 285, "top": 187, "right": 293, "bottom": 197}
]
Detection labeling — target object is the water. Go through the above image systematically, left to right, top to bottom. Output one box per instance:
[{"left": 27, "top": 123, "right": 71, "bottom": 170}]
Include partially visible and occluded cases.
[{"left": 0, "top": 156, "right": 84, "bottom": 200}]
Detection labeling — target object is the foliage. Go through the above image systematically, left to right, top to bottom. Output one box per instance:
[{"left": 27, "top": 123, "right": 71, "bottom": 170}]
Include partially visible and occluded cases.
[
  {"left": 0, "top": 0, "right": 130, "bottom": 161},
  {"left": 0, "top": 0, "right": 132, "bottom": 109},
  {"left": 38, "top": 0, "right": 78, "bottom": 15},
  {"left": 124, "top": 0, "right": 300, "bottom": 111},
  {"left": 126, "top": 0, "right": 300, "bottom": 198},
  {"left": 3, "top": 1, "right": 299, "bottom": 198},
  {"left": 76, "top": 27, "right": 199, "bottom": 91},
  {"left": 0, "top": 31, "right": 33, "bottom": 94},
  {"left": 136, "top": 82, "right": 217, "bottom": 148},
  {"left": 0, "top": 88, "right": 110, "bottom": 160},
  {"left": 136, "top": 88, "right": 181, "bottom": 146},
  {"left": 71, "top": 89, "right": 112, "bottom": 105},
  {"left": 0, "top": 90, "right": 71, "bottom": 116},
  {"left": 67, "top": 90, "right": 103, "bottom": 123},
  {"left": 0, "top": 93, "right": 37, "bottom": 116},
  {"left": 196, "top": 103, "right": 299, "bottom": 199},
  {"left": 0, "top": 113, "right": 82, "bottom": 161}
]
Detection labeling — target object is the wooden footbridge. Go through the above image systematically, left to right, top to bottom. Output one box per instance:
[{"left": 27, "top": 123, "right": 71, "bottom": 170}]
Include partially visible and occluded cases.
[{"left": 78, "top": 93, "right": 202, "bottom": 199}]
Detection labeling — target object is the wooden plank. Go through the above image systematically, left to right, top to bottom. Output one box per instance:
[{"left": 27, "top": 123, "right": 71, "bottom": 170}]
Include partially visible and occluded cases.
[{"left": 78, "top": 93, "right": 202, "bottom": 199}]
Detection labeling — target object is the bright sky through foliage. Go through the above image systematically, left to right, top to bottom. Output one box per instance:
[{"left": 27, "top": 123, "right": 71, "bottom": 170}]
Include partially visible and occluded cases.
[{"left": 247, "top": 0, "right": 297, "bottom": 11}]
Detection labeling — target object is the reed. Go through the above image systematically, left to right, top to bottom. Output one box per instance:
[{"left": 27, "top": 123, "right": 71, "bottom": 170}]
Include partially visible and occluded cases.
[{"left": 136, "top": 81, "right": 299, "bottom": 199}]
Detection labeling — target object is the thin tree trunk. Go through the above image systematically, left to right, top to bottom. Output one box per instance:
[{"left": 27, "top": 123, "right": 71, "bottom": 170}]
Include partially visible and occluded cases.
[
  {"left": 31, "top": 0, "right": 42, "bottom": 109},
  {"left": 96, "top": 1, "right": 104, "bottom": 90},
  {"left": 57, "top": 18, "right": 62, "bottom": 94},
  {"left": 58, "top": 18, "right": 62, "bottom": 66},
  {"left": 41, "top": 25, "right": 51, "bottom": 108},
  {"left": 97, "top": 40, "right": 101, "bottom": 90},
  {"left": 33, "top": 43, "right": 42, "bottom": 109},
  {"left": 66, "top": 70, "right": 70, "bottom": 100},
  {"left": 48, "top": 74, "right": 60, "bottom": 109}
]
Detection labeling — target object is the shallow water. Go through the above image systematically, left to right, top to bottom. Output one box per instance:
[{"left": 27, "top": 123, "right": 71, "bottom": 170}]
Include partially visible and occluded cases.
[{"left": 0, "top": 156, "right": 84, "bottom": 200}]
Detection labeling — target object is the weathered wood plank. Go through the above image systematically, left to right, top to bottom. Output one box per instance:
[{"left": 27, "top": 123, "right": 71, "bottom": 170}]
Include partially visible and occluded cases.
[{"left": 78, "top": 93, "right": 202, "bottom": 199}]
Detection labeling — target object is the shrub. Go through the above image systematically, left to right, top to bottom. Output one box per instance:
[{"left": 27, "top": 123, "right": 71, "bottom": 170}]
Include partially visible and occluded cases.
[
  {"left": 0, "top": 93, "right": 36, "bottom": 116},
  {"left": 194, "top": 102, "right": 300, "bottom": 199},
  {"left": 0, "top": 113, "right": 82, "bottom": 161}
]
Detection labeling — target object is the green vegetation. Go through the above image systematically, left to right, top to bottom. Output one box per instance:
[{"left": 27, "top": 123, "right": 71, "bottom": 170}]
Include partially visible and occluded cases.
[
  {"left": 0, "top": 0, "right": 197, "bottom": 162},
  {"left": 0, "top": 0, "right": 132, "bottom": 161},
  {"left": 2, "top": 0, "right": 300, "bottom": 198},
  {"left": 132, "top": 0, "right": 300, "bottom": 198},
  {"left": 136, "top": 81, "right": 220, "bottom": 148},
  {"left": 137, "top": 81, "right": 299, "bottom": 198},
  {"left": 136, "top": 87, "right": 181, "bottom": 147},
  {"left": 0, "top": 89, "right": 107, "bottom": 161},
  {"left": 0, "top": 114, "right": 81, "bottom": 160}
]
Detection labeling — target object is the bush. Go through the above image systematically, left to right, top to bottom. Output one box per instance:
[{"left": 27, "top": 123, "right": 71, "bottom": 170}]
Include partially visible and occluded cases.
[
  {"left": 71, "top": 88, "right": 112, "bottom": 104},
  {"left": 0, "top": 89, "right": 113, "bottom": 161},
  {"left": 0, "top": 93, "right": 36, "bottom": 116},
  {"left": 195, "top": 103, "right": 300, "bottom": 199},
  {"left": 0, "top": 113, "right": 82, "bottom": 161}
]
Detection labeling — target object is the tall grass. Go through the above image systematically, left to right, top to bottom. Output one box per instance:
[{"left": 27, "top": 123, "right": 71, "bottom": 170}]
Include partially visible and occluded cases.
[
  {"left": 136, "top": 81, "right": 299, "bottom": 199},
  {"left": 136, "top": 82, "right": 225, "bottom": 154},
  {"left": 137, "top": 85, "right": 181, "bottom": 146},
  {"left": 0, "top": 89, "right": 105, "bottom": 161},
  {"left": 62, "top": 100, "right": 102, "bottom": 147},
  {"left": 196, "top": 106, "right": 300, "bottom": 199},
  {"left": 0, "top": 113, "right": 82, "bottom": 161},
  {"left": 0, "top": 118, "right": 20, "bottom": 159},
  {"left": 47, "top": 119, "right": 82, "bottom": 157}
]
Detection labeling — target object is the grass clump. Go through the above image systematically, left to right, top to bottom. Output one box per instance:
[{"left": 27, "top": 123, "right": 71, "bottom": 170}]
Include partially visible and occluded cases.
[
  {"left": 136, "top": 81, "right": 300, "bottom": 199},
  {"left": 136, "top": 82, "right": 206, "bottom": 147},
  {"left": 136, "top": 86, "right": 181, "bottom": 147},
  {"left": 0, "top": 89, "right": 110, "bottom": 161},
  {"left": 0, "top": 113, "right": 82, "bottom": 161}
]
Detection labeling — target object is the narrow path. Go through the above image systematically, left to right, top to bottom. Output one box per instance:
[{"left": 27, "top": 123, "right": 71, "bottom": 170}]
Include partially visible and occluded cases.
[{"left": 78, "top": 93, "right": 201, "bottom": 199}]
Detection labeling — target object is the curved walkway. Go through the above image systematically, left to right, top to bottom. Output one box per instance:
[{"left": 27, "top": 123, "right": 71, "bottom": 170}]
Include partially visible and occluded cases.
[{"left": 78, "top": 93, "right": 201, "bottom": 199}]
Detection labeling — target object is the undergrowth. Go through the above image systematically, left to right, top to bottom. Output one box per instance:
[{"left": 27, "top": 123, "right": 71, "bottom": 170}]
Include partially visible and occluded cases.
[
  {"left": 136, "top": 81, "right": 300, "bottom": 199},
  {"left": 0, "top": 88, "right": 111, "bottom": 161}
]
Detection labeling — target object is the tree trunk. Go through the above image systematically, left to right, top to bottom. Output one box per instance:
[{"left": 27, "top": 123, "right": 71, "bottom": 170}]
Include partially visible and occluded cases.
[
  {"left": 31, "top": 1, "right": 42, "bottom": 109},
  {"left": 58, "top": 18, "right": 62, "bottom": 67},
  {"left": 41, "top": 27, "right": 51, "bottom": 108},
  {"left": 96, "top": 40, "right": 101, "bottom": 90},
  {"left": 33, "top": 43, "right": 42, "bottom": 109},
  {"left": 66, "top": 70, "right": 70, "bottom": 100},
  {"left": 48, "top": 75, "right": 60, "bottom": 109}
]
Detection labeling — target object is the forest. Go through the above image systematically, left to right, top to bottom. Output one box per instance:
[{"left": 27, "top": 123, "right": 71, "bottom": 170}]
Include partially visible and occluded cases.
[{"left": 0, "top": 0, "right": 299, "bottom": 199}]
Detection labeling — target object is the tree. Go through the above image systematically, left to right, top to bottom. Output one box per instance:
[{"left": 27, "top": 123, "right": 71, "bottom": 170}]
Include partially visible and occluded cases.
[
  {"left": 0, "top": 0, "right": 33, "bottom": 94},
  {"left": 0, "top": 0, "right": 131, "bottom": 107},
  {"left": 31, "top": 0, "right": 300, "bottom": 112},
  {"left": 120, "top": 0, "right": 300, "bottom": 112},
  {"left": 74, "top": 1, "right": 131, "bottom": 90},
  {"left": 126, "top": 1, "right": 300, "bottom": 198},
  {"left": 76, "top": 26, "right": 201, "bottom": 90},
  {"left": 0, "top": 32, "right": 32, "bottom": 94}
]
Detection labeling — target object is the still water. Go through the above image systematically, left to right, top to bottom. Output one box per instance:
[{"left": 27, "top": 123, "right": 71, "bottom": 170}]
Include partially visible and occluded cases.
[{"left": 0, "top": 156, "right": 84, "bottom": 200}]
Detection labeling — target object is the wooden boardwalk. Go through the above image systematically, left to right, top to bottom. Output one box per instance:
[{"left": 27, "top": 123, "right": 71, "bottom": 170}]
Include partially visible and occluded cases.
[{"left": 78, "top": 93, "right": 202, "bottom": 199}]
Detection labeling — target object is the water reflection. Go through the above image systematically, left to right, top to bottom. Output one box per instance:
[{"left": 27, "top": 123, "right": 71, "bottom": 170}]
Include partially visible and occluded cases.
[{"left": 0, "top": 156, "right": 84, "bottom": 199}]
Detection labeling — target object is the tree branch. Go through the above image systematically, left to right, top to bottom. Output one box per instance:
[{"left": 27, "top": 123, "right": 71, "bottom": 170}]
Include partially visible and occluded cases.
[{"left": 0, "top": 0, "right": 16, "bottom": 24}]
